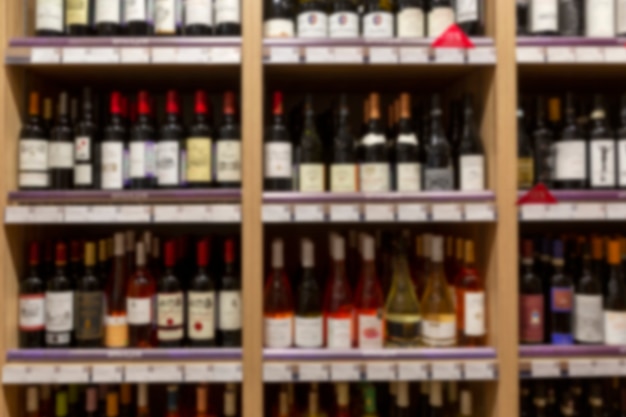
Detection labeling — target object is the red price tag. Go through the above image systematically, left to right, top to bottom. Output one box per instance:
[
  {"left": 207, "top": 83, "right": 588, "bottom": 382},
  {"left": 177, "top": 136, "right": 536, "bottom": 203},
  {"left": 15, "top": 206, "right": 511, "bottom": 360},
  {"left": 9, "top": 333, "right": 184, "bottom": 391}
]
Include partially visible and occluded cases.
[
  {"left": 431, "top": 24, "right": 474, "bottom": 49},
  {"left": 517, "top": 183, "right": 558, "bottom": 205}
]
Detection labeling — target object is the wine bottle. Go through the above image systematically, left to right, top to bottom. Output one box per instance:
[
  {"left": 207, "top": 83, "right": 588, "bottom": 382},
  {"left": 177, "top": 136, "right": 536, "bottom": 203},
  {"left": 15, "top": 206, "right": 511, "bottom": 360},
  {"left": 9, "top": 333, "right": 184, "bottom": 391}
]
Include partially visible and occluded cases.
[
  {"left": 36, "top": 0, "right": 64, "bottom": 35},
  {"left": 66, "top": 0, "right": 91, "bottom": 34},
  {"left": 94, "top": 0, "right": 122, "bottom": 34},
  {"left": 125, "top": 0, "right": 154, "bottom": 34},
  {"left": 155, "top": 0, "right": 181, "bottom": 34},
  {"left": 184, "top": 0, "right": 213, "bottom": 34},
  {"left": 215, "top": 0, "right": 241, "bottom": 34},
  {"left": 264, "top": 0, "right": 295, "bottom": 37},
  {"left": 297, "top": 0, "right": 328, "bottom": 37},
  {"left": 329, "top": 0, "right": 359, "bottom": 38},
  {"left": 362, "top": 0, "right": 394, "bottom": 38},
  {"left": 396, "top": 0, "right": 424, "bottom": 37},
  {"left": 428, "top": 0, "right": 455, "bottom": 38},
  {"left": 456, "top": 0, "right": 482, "bottom": 35},
  {"left": 528, "top": 0, "right": 558, "bottom": 35},
  {"left": 559, "top": 0, "right": 581, "bottom": 35},
  {"left": 585, "top": 0, "right": 616, "bottom": 37},
  {"left": 619, "top": 0, "right": 626, "bottom": 36},
  {"left": 74, "top": 88, "right": 97, "bottom": 189},
  {"left": 157, "top": 90, "right": 183, "bottom": 188},
  {"left": 186, "top": 90, "right": 213, "bottom": 188},
  {"left": 129, "top": 91, "right": 157, "bottom": 189},
  {"left": 215, "top": 91, "right": 242, "bottom": 188},
  {"left": 264, "top": 91, "right": 293, "bottom": 190},
  {"left": 19, "top": 92, "right": 49, "bottom": 190},
  {"left": 49, "top": 92, "right": 74, "bottom": 189},
  {"left": 100, "top": 92, "right": 126, "bottom": 190},
  {"left": 360, "top": 93, "right": 390, "bottom": 192},
  {"left": 393, "top": 93, "right": 421, "bottom": 191},
  {"left": 330, "top": 94, "right": 358, "bottom": 192},
  {"left": 457, "top": 94, "right": 485, "bottom": 191},
  {"left": 298, "top": 95, "right": 325, "bottom": 192},
  {"left": 424, "top": 95, "right": 454, "bottom": 190},
  {"left": 589, "top": 95, "right": 617, "bottom": 189},
  {"left": 617, "top": 95, "right": 626, "bottom": 189},
  {"left": 532, "top": 97, "right": 553, "bottom": 187},
  {"left": 43, "top": 98, "right": 53, "bottom": 133},
  {"left": 517, "top": 108, "right": 534, "bottom": 189},
  {"left": 125, "top": 231, "right": 136, "bottom": 279},
  {"left": 105, "top": 233, "right": 128, "bottom": 348},
  {"left": 324, "top": 234, "right": 354, "bottom": 348},
  {"left": 355, "top": 234, "right": 384, "bottom": 348},
  {"left": 187, "top": 238, "right": 216, "bottom": 346},
  {"left": 218, "top": 238, "right": 242, "bottom": 346},
  {"left": 264, "top": 238, "right": 295, "bottom": 348},
  {"left": 295, "top": 238, "right": 323, "bottom": 348},
  {"left": 455, "top": 239, "right": 485, "bottom": 346},
  {"left": 549, "top": 239, "right": 574, "bottom": 344},
  {"left": 604, "top": 239, "right": 626, "bottom": 345},
  {"left": 157, "top": 240, "right": 185, "bottom": 347},
  {"left": 519, "top": 240, "right": 544, "bottom": 344},
  {"left": 127, "top": 241, "right": 156, "bottom": 348},
  {"left": 19, "top": 242, "right": 45, "bottom": 348},
  {"left": 45, "top": 242, "right": 74, "bottom": 347},
  {"left": 75, "top": 242, "right": 104, "bottom": 347},
  {"left": 574, "top": 243, "right": 603, "bottom": 344},
  {"left": 393, "top": 382, "right": 408, "bottom": 417},
  {"left": 429, "top": 382, "right": 444, "bottom": 417},
  {"left": 335, "top": 383, "right": 350, "bottom": 417},
  {"left": 361, "top": 384, "right": 378, "bottom": 417},
  {"left": 119, "top": 385, "right": 132, "bottom": 417},
  {"left": 136, "top": 385, "right": 149, "bottom": 417},
  {"left": 194, "top": 385, "right": 210, "bottom": 417},
  {"left": 223, "top": 385, "right": 237, "bottom": 417},
  {"left": 25, "top": 387, "right": 39, "bottom": 417},
  {"left": 277, "top": 388, "right": 289, "bottom": 417},
  {"left": 56, "top": 390, "right": 68, "bottom": 417},
  {"left": 459, "top": 390, "right": 473, "bottom": 417}
]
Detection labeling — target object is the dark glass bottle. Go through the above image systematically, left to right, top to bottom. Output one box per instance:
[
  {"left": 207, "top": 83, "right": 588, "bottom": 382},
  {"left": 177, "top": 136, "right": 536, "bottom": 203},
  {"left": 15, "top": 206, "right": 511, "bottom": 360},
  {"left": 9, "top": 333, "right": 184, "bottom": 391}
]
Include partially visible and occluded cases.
[
  {"left": 94, "top": 0, "right": 121, "bottom": 35},
  {"left": 126, "top": 0, "right": 154, "bottom": 34},
  {"left": 184, "top": 0, "right": 213, "bottom": 34},
  {"left": 214, "top": 0, "right": 241, "bottom": 34},
  {"left": 264, "top": 0, "right": 295, "bottom": 37},
  {"left": 456, "top": 0, "right": 483, "bottom": 35},
  {"left": 516, "top": 0, "right": 528, "bottom": 35},
  {"left": 559, "top": 0, "right": 581, "bottom": 35},
  {"left": 74, "top": 88, "right": 97, "bottom": 189},
  {"left": 186, "top": 90, "right": 213, "bottom": 188},
  {"left": 19, "top": 91, "right": 49, "bottom": 190},
  {"left": 129, "top": 91, "right": 157, "bottom": 189},
  {"left": 157, "top": 91, "right": 184, "bottom": 189},
  {"left": 264, "top": 91, "right": 293, "bottom": 191},
  {"left": 49, "top": 92, "right": 74, "bottom": 190},
  {"left": 100, "top": 92, "right": 126, "bottom": 190},
  {"left": 215, "top": 92, "right": 242, "bottom": 188},
  {"left": 360, "top": 92, "right": 390, "bottom": 192},
  {"left": 392, "top": 93, "right": 421, "bottom": 192},
  {"left": 553, "top": 93, "right": 587, "bottom": 189},
  {"left": 330, "top": 94, "right": 357, "bottom": 192},
  {"left": 424, "top": 94, "right": 454, "bottom": 190},
  {"left": 457, "top": 94, "right": 485, "bottom": 191},
  {"left": 298, "top": 95, "right": 325, "bottom": 192},
  {"left": 589, "top": 95, "right": 617, "bottom": 190},
  {"left": 616, "top": 95, "right": 626, "bottom": 189},
  {"left": 532, "top": 97, "right": 553, "bottom": 187},
  {"left": 518, "top": 107, "right": 534, "bottom": 189},
  {"left": 187, "top": 238, "right": 216, "bottom": 347},
  {"left": 218, "top": 238, "right": 242, "bottom": 346},
  {"left": 294, "top": 238, "right": 323, "bottom": 348},
  {"left": 519, "top": 239, "right": 544, "bottom": 345},
  {"left": 604, "top": 239, "right": 626, "bottom": 345},
  {"left": 157, "top": 240, "right": 184, "bottom": 347},
  {"left": 549, "top": 240, "right": 574, "bottom": 345},
  {"left": 127, "top": 241, "right": 156, "bottom": 348},
  {"left": 19, "top": 242, "right": 46, "bottom": 348},
  {"left": 45, "top": 242, "right": 74, "bottom": 347},
  {"left": 75, "top": 242, "right": 104, "bottom": 347},
  {"left": 574, "top": 244, "right": 603, "bottom": 344},
  {"left": 429, "top": 382, "right": 444, "bottom": 417},
  {"left": 589, "top": 383, "right": 604, "bottom": 417}
]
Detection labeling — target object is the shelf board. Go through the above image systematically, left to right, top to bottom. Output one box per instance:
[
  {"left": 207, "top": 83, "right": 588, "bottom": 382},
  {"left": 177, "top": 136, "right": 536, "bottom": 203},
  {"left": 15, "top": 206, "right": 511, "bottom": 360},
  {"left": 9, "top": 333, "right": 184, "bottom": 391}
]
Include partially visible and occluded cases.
[
  {"left": 9, "top": 189, "right": 241, "bottom": 204},
  {"left": 518, "top": 190, "right": 626, "bottom": 222},
  {"left": 6, "top": 347, "right": 243, "bottom": 361},
  {"left": 264, "top": 347, "right": 497, "bottom": 360}
]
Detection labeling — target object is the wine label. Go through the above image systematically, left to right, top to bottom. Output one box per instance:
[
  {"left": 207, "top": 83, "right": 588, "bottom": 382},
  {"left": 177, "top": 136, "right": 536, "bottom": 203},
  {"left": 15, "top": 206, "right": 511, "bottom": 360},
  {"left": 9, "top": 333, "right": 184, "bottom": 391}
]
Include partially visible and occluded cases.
[
  {"left": 36, "top": 0, "right": 63, "bottom": 31},
  {"left": 66, "top": 0, "right": 89, "bottom": 25},
  {"left": 95, "top": 0, "right": 121, "bottom": 24},
  {"left": 125, "top": 0, "right": 148, "bottom": 22},
  {"left": 155, "top": 0, "right": 177, "bottom": 33},
  {"left": 185, "top": 0, "right": 212, "bottom": 26},
  {"left": 215, "top": 0, "right": 240, "bottom": 24},
  {"left": 456, "top": 0, "right": 478, "bottom": 23},
  {"left": 529, "top": 0, "right": 557, "bottom": 33},
  {"left": 585, "top": 0, "right": 615, "bottom": 37},
  {"left": 618, "top": 0, "right": 626, "bottom": 34},
  {"left": 397, "top": 7, "right": 424, "bottom": 38},
  {"left": 427, "top": 7, "right": 454, "bottom": 38},
  {"left": 297, "top": 11, "right": 328, "bottom": 38},
  {"left": 329, "top": 11, "right": 359, "bottom": 38},
  {"left": 363, "top": 11, "right": 393, "bottom": 38},
  {"left": 265, "top": 18, "right": 295, "bottom": 37},
  {"left": 75, "top": 136, "right": 90, "bottom": 161},
  {"left": 185, "top": 137, "right": 211, "bottom": 182},
  {"left": 20, "top": 139, "right": 48, "bottom": 171},
  {"left": 590, "top": 139, "right": 616, "bottom": 187},
  {"left": 617, "top": 139, "right": 626, "bottom": 187},
  {"left": 216, "top": 140, "right": 241, "bottom": 182},
  {"left": 157, "top": 141, "right": 180, "bottom": 186},
  {"left": 554, "top": 141, "right": 586, "bottom": 181},
  {"left": 48, "top": 142, "right": 73, "bottom": 168},
  {"left": 101, "top": 142, "right": 124, "bottom": 189},
  {"left": 130, "top": 142, "right": 149, "bottom": 178},
  {"left": 265, "top": 142, "right": 293, "bottom": 179},
  {"left": 460, "top": 155, "right": 485, "bottom": 191},
  {"left": 518, "top": 157, "right": 534, "bottom": 188},
  {"left": 396, "top": 162, "right": 421, "bottom": 191},
  {"left": 299, "top": 163, "right": 325, "bottom": 191},
  {"left": 331, "top": 163, "right": 358, "bottom": 192},
  {"left": 360, "top": 163, "right": 390, "bottom": 192},
  {"left": 74, "top": 164, "right": 92, "bottom": 186},
  {"left": 424, "top": 167, "right": 454, "bottom": 190},
  {"left": 20, "top": 172, "right": 49, "bottom": 187},
  {"left": 551, "top": 287, "right": 573, "bottom": 312},
  {"left": 218, "top": 290, "right": 241, "bottom": 330},
  {"left": 45, "top": 291, "right": 74, "bottom": 332},
  {"left": 75, "top": 291, "right": 104, "bottom": 341},
  {"left": 187, "top": 291, "right": 215, "bottom": 340},
  {"left": 463, "top": 291, "right": 485, "bottom": 336},
  {"left": 157, "top": 292, "right": 184, "bottom": 341},
  {"left": 19, "top": 294, "right": 45, "bottom": 331},
  {"left": 520, "top": 294, "right": 544, "bottom": 343},
  {"left": 574, "top": 294, "right": 603, "bottom": 343},
  {"left": 127, "top": 296, "right": 152, "bottom": 325},
  {"left": 604, "top": 310, "right": 626, "bottom": 345},
  {"left": 357, "top": 311, "right": 384, "bottom": 349},
  {"left": 105, "top": 315, "right": 129, "bottom": 348},
  {"left": 264, "top": 315, "right": 293, "bottom": 348},
  {"left": 294, "top": 316, "right": 323, "bottom": 348},
  {"left": 326, "top": 316, "right": 352, "bottom": 348},
  {"left": 421, "top": 316, "right": 456, "bottom": 347},
  {"left": 385, "top": 317, "right": 420, "bottom": 346}
]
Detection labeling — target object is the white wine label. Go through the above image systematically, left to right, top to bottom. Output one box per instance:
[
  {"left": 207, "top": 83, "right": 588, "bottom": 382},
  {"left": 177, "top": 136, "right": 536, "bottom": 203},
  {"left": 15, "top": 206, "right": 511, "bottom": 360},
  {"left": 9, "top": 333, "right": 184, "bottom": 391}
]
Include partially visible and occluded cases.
[
  {"left": 37, "top": 0, "right": 63, "bottom": 31},
  {"left": 66, "top": 0, "right": 89, "bottom": 25},
  {"left": 95, "top": 0, "right": 121, "bottom": 24},
  {"left": 125, "top": 0, "right": 147, "bottom": 22},
  {"left": 155, "top": 0, "right": 176, "bottom": 33},
  {"left": 185, "top": 0, "right": 212, "bottom": 26},
  {"left": 215, "top": 0, "right": 240, "bottom": 24},
  {"left": 456, "top": 0, "right": 478, "bottom": 23},
  {"left": 529, "top": 0, "right": 558, "bottom": 33},
  {"left": 585, "top": 0, "right": 616, "bottom": 37},
  {"left": 618, "top": 0, "right": 626, "bottom": 34},
  {"left": 428, "top": 7, "right": 454, "bottom": 37},
  {"left": 397, "top": 8, "right": 424, "bottom": 38},
  {"left": 297, "top": 11, "right": 328, "bottom": 37},
  {"left": 363, "top": 11, "right": 393, "bottom": 38},
  {"left": 329, "top": 12, "right": 359, "bottom": 38},
  {"left": 264, "top": 18, "right": 295, "bottom": 37},
  {"left": 75, "top": 136, "right": 90, "bottom": 161},
  {"left": 20, "top": 139, "right": 48, "bottom": 170},
  {"left": 590, "top": 139, "right": 616, "bottom": 187},
  {"left": 618, "top": 139, "right": 626, "bottom": 187},
  {"left": 216, "top": 140, "right": 241, "bottom": 182},
  {"left": 157, "top": 141, "right": 180, "bottom": 186},
  {"left": 554, "top": 141, "right": 586, "bottom": 180},
  {"left": 48, "top": 142, "right": 73, "bottom": 168},
  {"left": 101, "top": 142, "right": 124, "bottom": 189},
  {"left": 130, "top": 142, "right": 148, "bottom": 178},
  {"left": 265, "top": 142, "right": 293, "bottom": 178},
  {"left": 460, "top": 155, "right": 485, "bottom": 191},
  {"left": 396, "top": 162, "right": 421, "bottom": 191},
  {"left": 299, "top": 163, "right": 325, "bottom": 191},
  {"left": 330, "top": 163, "right": 358, "bottom": 192},
  {"left": 360, "top": 163, "right": 390, "bottom": 192},
  {"left": 74, "top": 164, "right": 92, "bottom": 186},
  {"left": 424, "top": 167, "right": 454, "bottom": 190},
  {"left": 19, "top": 172, "right": 49, "bottom": 187},
  {"left": 45, "top": 291, "right": 74, "bottom": 332},
  {"left": 187, "top": 291, "right": 215, "bottom": 340},
  {"left": 218, "top": 291, "right": 241, "bottom": 330},
  {"left": 157, "top": 292, "right": 184, "bottom": 341},
  {"left": 464, "top": 292, "right": 485, "bottom": 336},
  {"left": 19, "top": 294, "right": 45, "bottom": 330},
  {"left": 574, "top": 294, "right": 603, "bottom": 343},
  {"left": 127, "top": 296, "right": 152, "bottom": 325},
  {"left": 604, "top": 310, "right": 626, "bottom": 345},
  {"left": 357, "top": 313, "right": 383, "bottom": 349},
  {"left": 264, "top": 316, "right": 293, "bottom": 348},
  {"left": 295, "top": 316, "right": 323, "bottom": 348},
  {"left": 327, "top": 317, "right": 352, "bottom": 348},
  {"left": 421, "top": 317, "right": 456, "bottom": 346}
]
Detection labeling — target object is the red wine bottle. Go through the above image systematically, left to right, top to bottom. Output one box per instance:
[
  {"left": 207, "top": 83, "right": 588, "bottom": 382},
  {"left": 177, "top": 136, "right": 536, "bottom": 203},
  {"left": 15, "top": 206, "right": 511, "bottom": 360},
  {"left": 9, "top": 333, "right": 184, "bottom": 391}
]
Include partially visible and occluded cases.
[
  {"left": 186, "top": 90, "right": 213, "bottom": 188},
  {"left": 129, "top": 91, "right": 157, "bottom": 189},
  {"left": 157, "top": 91, "right": 183, "bottom": 188},
  {"left": 215, "top": 92, "right": 241, "bottom": 188},
  {"left": 187, "top": 238, "right": 216, "bottom": 346},
  {"left": 157, "top": 240, "right": 185, "bottom": 347},
  {"left": 19, "top": 242, "right": 45, "bottom": 348}
]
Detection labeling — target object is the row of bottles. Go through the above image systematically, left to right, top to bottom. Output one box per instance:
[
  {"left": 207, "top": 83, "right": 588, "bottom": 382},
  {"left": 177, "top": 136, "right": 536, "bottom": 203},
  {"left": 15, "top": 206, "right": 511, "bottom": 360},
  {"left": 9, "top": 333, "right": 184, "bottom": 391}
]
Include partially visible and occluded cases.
[
  {"left": 35, "top": 0, "right": 240, "bottom": 36},
  {"left": 264, "top": 0, "right": 484, "bottom": 38},
  {"left": 517, "top": 0, "right": 626, "bottom": 37},
  {"left": 19, "top": 89, "right": 241, "bottom": 191},
  {"left": 264, "top": 92, "right": 485, "bottom": 192},
  {"left": 517, "top": 94, "right": 626, "bottom": 190},
  {"left": 263, "top": 231, "right": 486, "bottom": 348},
  {"left": 19, "top": 232, "right": 241, "bottom": 348},
  {"left": 520, "top": 235, "right": 626, "bottom": 346},
  {"left": 24, "top": 383, "right": 239, "bottom": 417}
]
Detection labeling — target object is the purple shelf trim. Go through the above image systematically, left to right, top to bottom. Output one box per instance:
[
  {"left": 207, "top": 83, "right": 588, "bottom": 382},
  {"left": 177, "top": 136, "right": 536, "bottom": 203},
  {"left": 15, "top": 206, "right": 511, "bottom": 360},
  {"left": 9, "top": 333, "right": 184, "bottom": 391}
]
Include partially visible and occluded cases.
[
  {"left": 517, "top": 36, "right": 626, "bottom": 47},
  {"left": 10, "top": 37, "right": 242, "bottom": 48},
  {"left": 264, "top": 37, "right": 494, "bottom": 48},
  {"left": 9, "top": 189, "right": 241, "bottom": 203},
  {"left": 517, "top": 189, "right": 626, "bottom": 201},
  {"left": 264, "top": 191, "right": 495, "bottom": 204},
  {"left": 520, "top": 345, "right": 626, "bottom": 357},
  {"left": 264, "top": 347, "right": 497, "bottom": 361},
  {"left": 7, "top": 348, "right": 242, "bottom": 361}
]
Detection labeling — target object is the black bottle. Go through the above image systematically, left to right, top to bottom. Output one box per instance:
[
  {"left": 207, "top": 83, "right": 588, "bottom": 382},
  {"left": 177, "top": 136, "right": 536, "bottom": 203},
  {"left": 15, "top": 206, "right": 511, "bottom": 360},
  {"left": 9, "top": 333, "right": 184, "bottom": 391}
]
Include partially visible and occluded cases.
[{"left": 49, "top": 92, "right": 74, "bottom": 190}]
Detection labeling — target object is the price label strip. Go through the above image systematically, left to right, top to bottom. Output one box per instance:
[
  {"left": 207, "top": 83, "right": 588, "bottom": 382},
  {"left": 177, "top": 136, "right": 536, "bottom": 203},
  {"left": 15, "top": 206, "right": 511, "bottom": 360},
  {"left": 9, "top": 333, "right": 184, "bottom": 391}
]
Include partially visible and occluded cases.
[
  {"left": 397, "top": 203, "right": 428, "bottom": 222},
  {"left": 262, "top": 204, "right": 292, "bottom": 222},
  {"left": 294, "top": 204, "right": 325, "bottom": 222},
  {"left": 329, "top": 204, "right": 360, "bottom": 222},
  {"left": 567, "top": 359, "right": 594, "bottom": 377},
  {"left": 530, "top": 360, "right": 561, "bottom": 378},
  {"left": 365, "top": 362, "right": 397, "bottom": 381},
  {"left": 397, "top": 362, "right": 428, "bottom": 381},
  {"left": 431, "top": 362, "right": 462, "bottom": 380},
  {"left": 463, "top": 362, "right": 495, "bottom": 380},
  {"left": 263, "top": 363, "right": 294, "bottom": 382},
  {"left": 330, "top": 363, "right": 362, "bottom": 381},
  {"left": 298, "top": 364, "right": 330, "bottom": 382},
  {"left": 53, "top": 365, "right": 90, "bottom": 384},
  {"left": 92, "top": 365, "right": 124, "bottom": 383}
]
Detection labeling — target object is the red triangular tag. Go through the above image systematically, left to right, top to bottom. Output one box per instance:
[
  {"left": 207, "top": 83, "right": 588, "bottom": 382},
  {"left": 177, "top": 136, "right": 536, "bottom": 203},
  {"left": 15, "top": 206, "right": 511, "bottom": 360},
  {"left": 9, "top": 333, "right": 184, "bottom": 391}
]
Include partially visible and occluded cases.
[
  {"left": 431, "top": 24, "right": 475, "bottom": 48},
  {"left": 516, "top": 183, "right": 558, "bottom": 205}
]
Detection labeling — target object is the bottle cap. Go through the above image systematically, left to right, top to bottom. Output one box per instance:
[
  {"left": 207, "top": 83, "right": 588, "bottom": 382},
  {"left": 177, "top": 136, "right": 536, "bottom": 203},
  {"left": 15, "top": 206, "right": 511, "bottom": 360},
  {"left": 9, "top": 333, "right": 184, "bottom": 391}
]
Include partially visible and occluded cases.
[
  {"left": 166, "top": 90, "right": 179, "bottom": 114},
  {"left": 195, "top": 90, "right": 208, "bottom": 114},
  {"left": 110, "top": 91, "right": 122, "bottom": 115},
  {"left": 137, "top": 91, "right": 150, "bottom": 115},
  {"left": 223, "top": 91, "right": 235, "bottom": 115},
  {"left": 273, "top": 91, "right": 283, "bottom": 116},
  {"left": 29, "top": 92, "right": 40, "bottom": 116},
  {"left": 57, "top": 92, "right": 68, "bottom": 116},
  {"left": 368, "top": 93, "right": 380, "bottom": 119},
  {"left": 400, "top": 93, "right": 410, "bottom": 118},
  {"left": 548, "top": 97, "right": 561, "bottom": 121},
  {"left": 125, "top": 230, "right": 135, "bottom": 253},
  {"left": 143, "top": 231, "right": 152, "bottom": 257},
  {"left": 114, "top": 233, "right": 125, "bottom": 256},
  {"left": 331, "top": 233, "right": 345, "bottom": 261},
  {"left": 362, "top": 234, "right": 375, "bottom": 262},
  {"left": 423, "top": 234, "right": 432, "bottom": 258},
  {"left": 415, "top": 236, "right": 423, "bottom": 256},
  {"left": 431, "top": 236, "right": 444, "bottom": 262},
  {"left": 456, "top": 237, "right": 464, "bottom": 261},
  {"left": 197, "top": 238, "right": 209, "bottom": 267},
  {"left": 224, "top": 238, "right": 235, "bottom": 263},
  {"left": 301, "top": 238, "right": 314, "bottom": 268},
  {"left": 272, "top": 239, "right": 284, "bottom": 268},
  {"left": 522, "top": 239, "right": 534, "bottom": 259},
  {"left": 70, "top": 240, "right": 82, "bottom": 261},
  {"left": 164, "top": 240, "right": 176, "bottom": 267},
  {"left": 465, "top": 240, "right": 475, "bottom": 264},
  {"left": 552, "top": 240, "right": 563, "bottom": 259},
  {"left": 609, "top": 240, "right": 621, "bottom": 265},
  {"left": 28, "top": 242, "right": 39, "bottom": 266},
  {"left": 55, "top": 242, "right": 67, "bottom": 266},
  {"left": 84, "top": 242, "right": 96, "bottom": 267},
  {"left": 135, "top": 242, "right": 146, "bottom": 267},
  {"left": 389, "top": 381, "right": 397, "bottom": 396},
  {"left": 396, "top": 381, "right": 409, "bottom": 407},
  {"left": 420, "top": 381, "right": 430, "bottom": 394},
  {"left": 429, "top": 381, "right": 443, "bottom": 407},
  {"left": 447, "top": 381, "right": 458, "bottom": 402},
  {"left": 336, "top": 383, "right": 349, "bottom": 406},
  {"left": 120, "top": 384, "right": 131, "bottom": 404},
  {"left": 137, "top": 384, "right": 148, "bottom": 407},
  {"left": 196, "top": 384, "right": 207, "bottom": 413},
  {"left": 42, "top": 385, "right": 51, "bottom": 400},
  {"left": 167, "top": 385, "right": 178, "bottom": 411},
  {"left": 26, "top": 387, "right": 38, "bottom": 413},
  {"left": 84, "top": 387, "right": 97, "bottom": 413},
  {"left": 307, "top": 388, "right": 318, "bottom": 417},
  {"left": 224, "top": 389, "right": 236, "bottom": 416},
  {"left": 278, "top": 390, "right": 288, "bottom": 417},
  {"left": 460, "top": 390, "right": 472, "bottom": 416},
  {"left": 56, "top": 391, "right": 68, "bottom": 417},
  {"left": 106, "top": 392, "right": 118, "bottom": 417}
]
